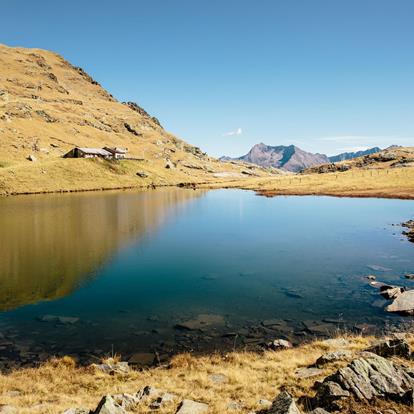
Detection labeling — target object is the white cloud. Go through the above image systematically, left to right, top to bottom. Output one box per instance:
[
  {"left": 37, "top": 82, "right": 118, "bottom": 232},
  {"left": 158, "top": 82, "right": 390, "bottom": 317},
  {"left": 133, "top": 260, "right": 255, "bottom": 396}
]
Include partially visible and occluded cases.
[
  {"left": 223, "top": 127, "right": 242, "bottom": 137},
  {"left": 338, "top": 146, "right": 369, "bottom": 152}
]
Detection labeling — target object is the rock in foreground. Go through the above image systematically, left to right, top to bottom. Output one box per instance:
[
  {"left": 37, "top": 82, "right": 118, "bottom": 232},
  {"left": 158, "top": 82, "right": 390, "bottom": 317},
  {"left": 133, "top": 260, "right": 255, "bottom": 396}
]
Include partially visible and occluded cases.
[
  {"left": 386, "top": 290, "right": 414, "bottom": 315},
  {"left": 311, "top": 353, "right": 414, "bottom": 410},
  {"left": 265, "top": 391, "right": 301, "bottom": 414}
]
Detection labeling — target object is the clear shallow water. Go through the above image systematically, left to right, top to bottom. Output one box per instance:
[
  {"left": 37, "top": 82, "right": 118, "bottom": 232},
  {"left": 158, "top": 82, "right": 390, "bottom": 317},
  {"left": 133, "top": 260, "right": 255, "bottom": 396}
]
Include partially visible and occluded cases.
[{"left": 0, "top": 189, "right": 413, "bottom": 363}]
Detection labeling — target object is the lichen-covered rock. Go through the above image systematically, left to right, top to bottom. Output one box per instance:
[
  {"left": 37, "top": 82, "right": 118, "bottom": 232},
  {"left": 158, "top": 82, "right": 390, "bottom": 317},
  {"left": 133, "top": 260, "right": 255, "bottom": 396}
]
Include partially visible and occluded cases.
[
  {"left": 316, "top": 350, "right": 352, "bottom": 366},
  {"left": 311, "top": 353, "right": 414, "bottom": 410},
  {"left": 265, "top": 391, "right": 301, "bottom": 414},
  {"left": 93, "top": 395, "right": 125, "bottom": 414}
]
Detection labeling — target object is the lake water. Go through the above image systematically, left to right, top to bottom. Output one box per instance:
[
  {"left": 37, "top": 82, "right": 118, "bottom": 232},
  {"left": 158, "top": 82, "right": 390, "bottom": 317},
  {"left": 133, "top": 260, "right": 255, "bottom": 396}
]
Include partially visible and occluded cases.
[{"left": 0, "top": 189, "right": 413, "bottom": 365}]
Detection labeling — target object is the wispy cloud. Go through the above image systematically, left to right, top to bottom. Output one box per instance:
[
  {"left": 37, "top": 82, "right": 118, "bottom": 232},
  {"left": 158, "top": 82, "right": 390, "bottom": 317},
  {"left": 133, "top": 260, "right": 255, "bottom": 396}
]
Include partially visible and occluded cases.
[
  {"left": 223, "top": 127, "right": 242, "bottom": 137},
  {"left": 337, "top": 146, "right": 369, "bottom": 153}
]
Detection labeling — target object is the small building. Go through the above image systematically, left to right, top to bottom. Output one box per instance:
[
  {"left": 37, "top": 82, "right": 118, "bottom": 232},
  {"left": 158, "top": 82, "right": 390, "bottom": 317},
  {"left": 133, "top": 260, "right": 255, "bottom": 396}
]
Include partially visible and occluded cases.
[
  {"left": 63, "top": 147, "right": 128, "bottom": 159},
  {"left": 63, "top": 147, "right": 113, "bottom": 159},
  {"left": 103, "top": 147, "right": 128, "bottom": 159}
]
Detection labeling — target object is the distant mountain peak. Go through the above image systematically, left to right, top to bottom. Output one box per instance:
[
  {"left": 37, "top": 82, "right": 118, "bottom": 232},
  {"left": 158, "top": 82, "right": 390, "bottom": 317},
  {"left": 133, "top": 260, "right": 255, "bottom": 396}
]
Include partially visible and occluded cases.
[{"left": 221, "top": 143, "right": 329, "bottom": 172}]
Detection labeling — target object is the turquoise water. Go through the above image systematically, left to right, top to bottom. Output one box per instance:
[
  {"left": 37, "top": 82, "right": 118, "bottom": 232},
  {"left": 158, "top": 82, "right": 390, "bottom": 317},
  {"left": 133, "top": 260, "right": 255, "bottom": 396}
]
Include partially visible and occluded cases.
[{"left": 0, "top": 189, "right": 413, "bottom": 361}]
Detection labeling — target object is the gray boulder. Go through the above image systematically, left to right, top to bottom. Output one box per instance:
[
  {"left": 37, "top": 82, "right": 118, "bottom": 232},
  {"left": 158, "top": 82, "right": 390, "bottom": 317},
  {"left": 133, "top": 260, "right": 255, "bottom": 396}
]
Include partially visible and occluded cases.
[
  {"left": 386, "top": 290, "right": 414, "bottom": 315},
  {"left": 366, "top": 338, "right": 411, "bottom": 359},
  {"left": 265, "top": 339, "right": 293, "bottom": 351},
  {"left": 315, "top": 350, "right": 352, "bottom": 366},
  {"left": 311, "top": 353, "right": 414, "bottom": 410},
  {"left": 265, "top": 391, "right": 301, "bottom": 414},
  {"left": 93, "top": 395, "right": 125, "bottom": 414},
  {"left": 175, "top": 399, "right": 209, "bottom": 414}
]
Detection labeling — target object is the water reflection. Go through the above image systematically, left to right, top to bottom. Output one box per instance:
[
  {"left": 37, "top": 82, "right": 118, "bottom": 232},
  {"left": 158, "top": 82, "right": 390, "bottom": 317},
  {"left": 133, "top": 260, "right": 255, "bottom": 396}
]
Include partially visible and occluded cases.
[{"left": 0, "top": 189, "right": 203, "bottom": 310}]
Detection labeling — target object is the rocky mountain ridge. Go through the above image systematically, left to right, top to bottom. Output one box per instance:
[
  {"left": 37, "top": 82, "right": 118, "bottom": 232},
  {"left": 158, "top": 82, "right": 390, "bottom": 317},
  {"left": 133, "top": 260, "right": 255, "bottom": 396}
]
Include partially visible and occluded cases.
[
  {"left": 220, "top": 143, "right": 330, "bottom": 172},
  {"left": 220, "top": 144, "right": 382, "bottom": 172}
]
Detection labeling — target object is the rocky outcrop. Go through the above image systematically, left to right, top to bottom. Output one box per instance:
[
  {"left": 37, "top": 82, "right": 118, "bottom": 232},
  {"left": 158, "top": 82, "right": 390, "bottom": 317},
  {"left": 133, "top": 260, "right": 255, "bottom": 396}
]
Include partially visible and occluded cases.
[
  {"left": 386, "top": 290, "right": 414, "bottom": 315},
  {"left": 315, "top": 350, "right": 352, "bottom": 366},
  {"left": 311, "top": 353, "right": 414, "bottom": 410},
  {"left": 264, "top": 391, "right": 301, "bottom": 414},
  {"left": 93, "top": 395, "right": 125, "bottom": 414}
]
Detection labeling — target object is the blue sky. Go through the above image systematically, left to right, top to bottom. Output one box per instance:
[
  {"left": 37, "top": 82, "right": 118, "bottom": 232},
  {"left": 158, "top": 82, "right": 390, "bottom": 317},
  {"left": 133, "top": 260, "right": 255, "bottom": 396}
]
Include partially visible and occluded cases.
[{"left": 1, "top": 0, "right": 414, "bottom": 156}]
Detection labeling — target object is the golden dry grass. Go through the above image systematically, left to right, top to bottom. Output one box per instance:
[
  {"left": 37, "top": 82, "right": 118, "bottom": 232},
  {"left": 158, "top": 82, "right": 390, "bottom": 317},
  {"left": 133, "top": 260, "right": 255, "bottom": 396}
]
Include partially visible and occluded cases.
[
  {"left": 203, "top": 166, "right": 414, "bottom": 200},
  {"left": 0, "top": 334, "right": 404, "bottom": 414}
]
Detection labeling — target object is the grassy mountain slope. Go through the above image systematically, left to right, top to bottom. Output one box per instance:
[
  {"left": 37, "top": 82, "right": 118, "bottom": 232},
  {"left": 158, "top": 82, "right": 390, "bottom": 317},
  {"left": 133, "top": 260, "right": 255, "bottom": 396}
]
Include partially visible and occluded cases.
[{"left": 0, "top": 44, "right": 270, "bottom": 195}]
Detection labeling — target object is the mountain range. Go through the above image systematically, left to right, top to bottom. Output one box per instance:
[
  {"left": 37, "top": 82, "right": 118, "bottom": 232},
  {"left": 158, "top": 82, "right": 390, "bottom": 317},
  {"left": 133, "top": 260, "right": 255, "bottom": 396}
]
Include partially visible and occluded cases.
[{"left": 220, "top": 144, "right": 381, "bottom": 172}]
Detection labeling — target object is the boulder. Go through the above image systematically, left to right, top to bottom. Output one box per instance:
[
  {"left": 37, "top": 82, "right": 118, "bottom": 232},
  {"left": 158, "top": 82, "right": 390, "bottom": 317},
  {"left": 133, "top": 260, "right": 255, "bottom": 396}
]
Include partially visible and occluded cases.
[
  {"left": 27, "top": 154, "right": 37, "bottom": 162},
  {"left": 405, "top": 274, "right": 414, "bottom": 280},
  {"left": 380, "top": 286, "right": 405, "bottom": 300},
  {"left": 386, "top": 290, "right": 414, "bottom": 315},
  {"left": 366, "top": 338, "right": 411, "bottom": 359},
  {"left": 265, "top": 339, "right": 293, "bottom": 351},
  {"left": 315, "top": 350, "right": 352, "bottom": 366},
  {"left": 311, "top": 353, "right": 414, "bottom": 410},
  {"left": 92, "top": 359, "right": 129, "bottom": 375},
  {"left": 265, "top": 391, "right": 301, "bottom": 414},
  {"left": 112, "top": 393, "right": 141, "bottom": 410},
  {"left": 150, "top": 393, "right": 175, "bottom": 409},
  {"left": 93, "top": 395, "right": 125, "bottom": 414},
  {"left": 175, "top": 399, "right": 209, "bottom": 414},
  {"left": 62, "top": 409, "right": 90, "bottom": 414}
]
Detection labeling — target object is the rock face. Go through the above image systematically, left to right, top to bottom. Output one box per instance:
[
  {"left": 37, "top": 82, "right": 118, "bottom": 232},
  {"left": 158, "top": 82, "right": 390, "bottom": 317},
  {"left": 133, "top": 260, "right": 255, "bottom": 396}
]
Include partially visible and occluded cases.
[
  {"left": 221, "top": 143, "right": 330, "bottom": 172},
  {"left": 386, "top": 290, "right": 414, "bottom": 315},
  {"left": 311, "top": 353, "right": 414, "bottom": 410},
  {"left": 265, "top": 391, "right": 301, "bottom": 414},
  {"left": 175, "top": 399, "right": 209, "bottom": 414}
]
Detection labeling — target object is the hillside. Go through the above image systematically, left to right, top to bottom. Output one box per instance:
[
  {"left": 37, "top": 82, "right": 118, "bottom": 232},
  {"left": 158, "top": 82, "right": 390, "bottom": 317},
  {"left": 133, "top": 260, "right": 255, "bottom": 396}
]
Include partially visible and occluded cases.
[
  {"left": 0, "top": 44, "right": 271, "bottom": 195},
  {"left": 221, "top": 143, "right": 329, "bottom": 172},
  {"left": 304, "top": 146, "right": 414, "bottom": 174}
]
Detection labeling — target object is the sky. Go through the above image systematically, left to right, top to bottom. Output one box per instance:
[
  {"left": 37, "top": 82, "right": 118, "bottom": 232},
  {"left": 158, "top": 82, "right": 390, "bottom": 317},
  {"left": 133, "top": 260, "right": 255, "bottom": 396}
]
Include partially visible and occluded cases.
[{"left": 1, "top": 0, "right": 414, "bottom": 157}]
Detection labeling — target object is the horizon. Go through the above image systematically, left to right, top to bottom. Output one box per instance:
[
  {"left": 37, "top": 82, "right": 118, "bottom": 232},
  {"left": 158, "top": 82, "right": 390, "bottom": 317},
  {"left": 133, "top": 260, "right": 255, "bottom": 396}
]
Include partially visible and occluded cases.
[{"left": 1, "top": 0, "right": 414, "bottom": 157}]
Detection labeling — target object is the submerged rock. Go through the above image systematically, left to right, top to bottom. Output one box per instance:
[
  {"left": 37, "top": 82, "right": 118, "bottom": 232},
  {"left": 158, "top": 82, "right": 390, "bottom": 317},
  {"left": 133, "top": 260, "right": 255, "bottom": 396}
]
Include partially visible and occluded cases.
[
  {"left": 380, "top": 285, "right": 405, "bottom": 300},
  {"left": 175, "top": 314, "right": 224, "bottom": 331},
  {"left": 175, "top": 399, "right": 209, "bottom": 414}
]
